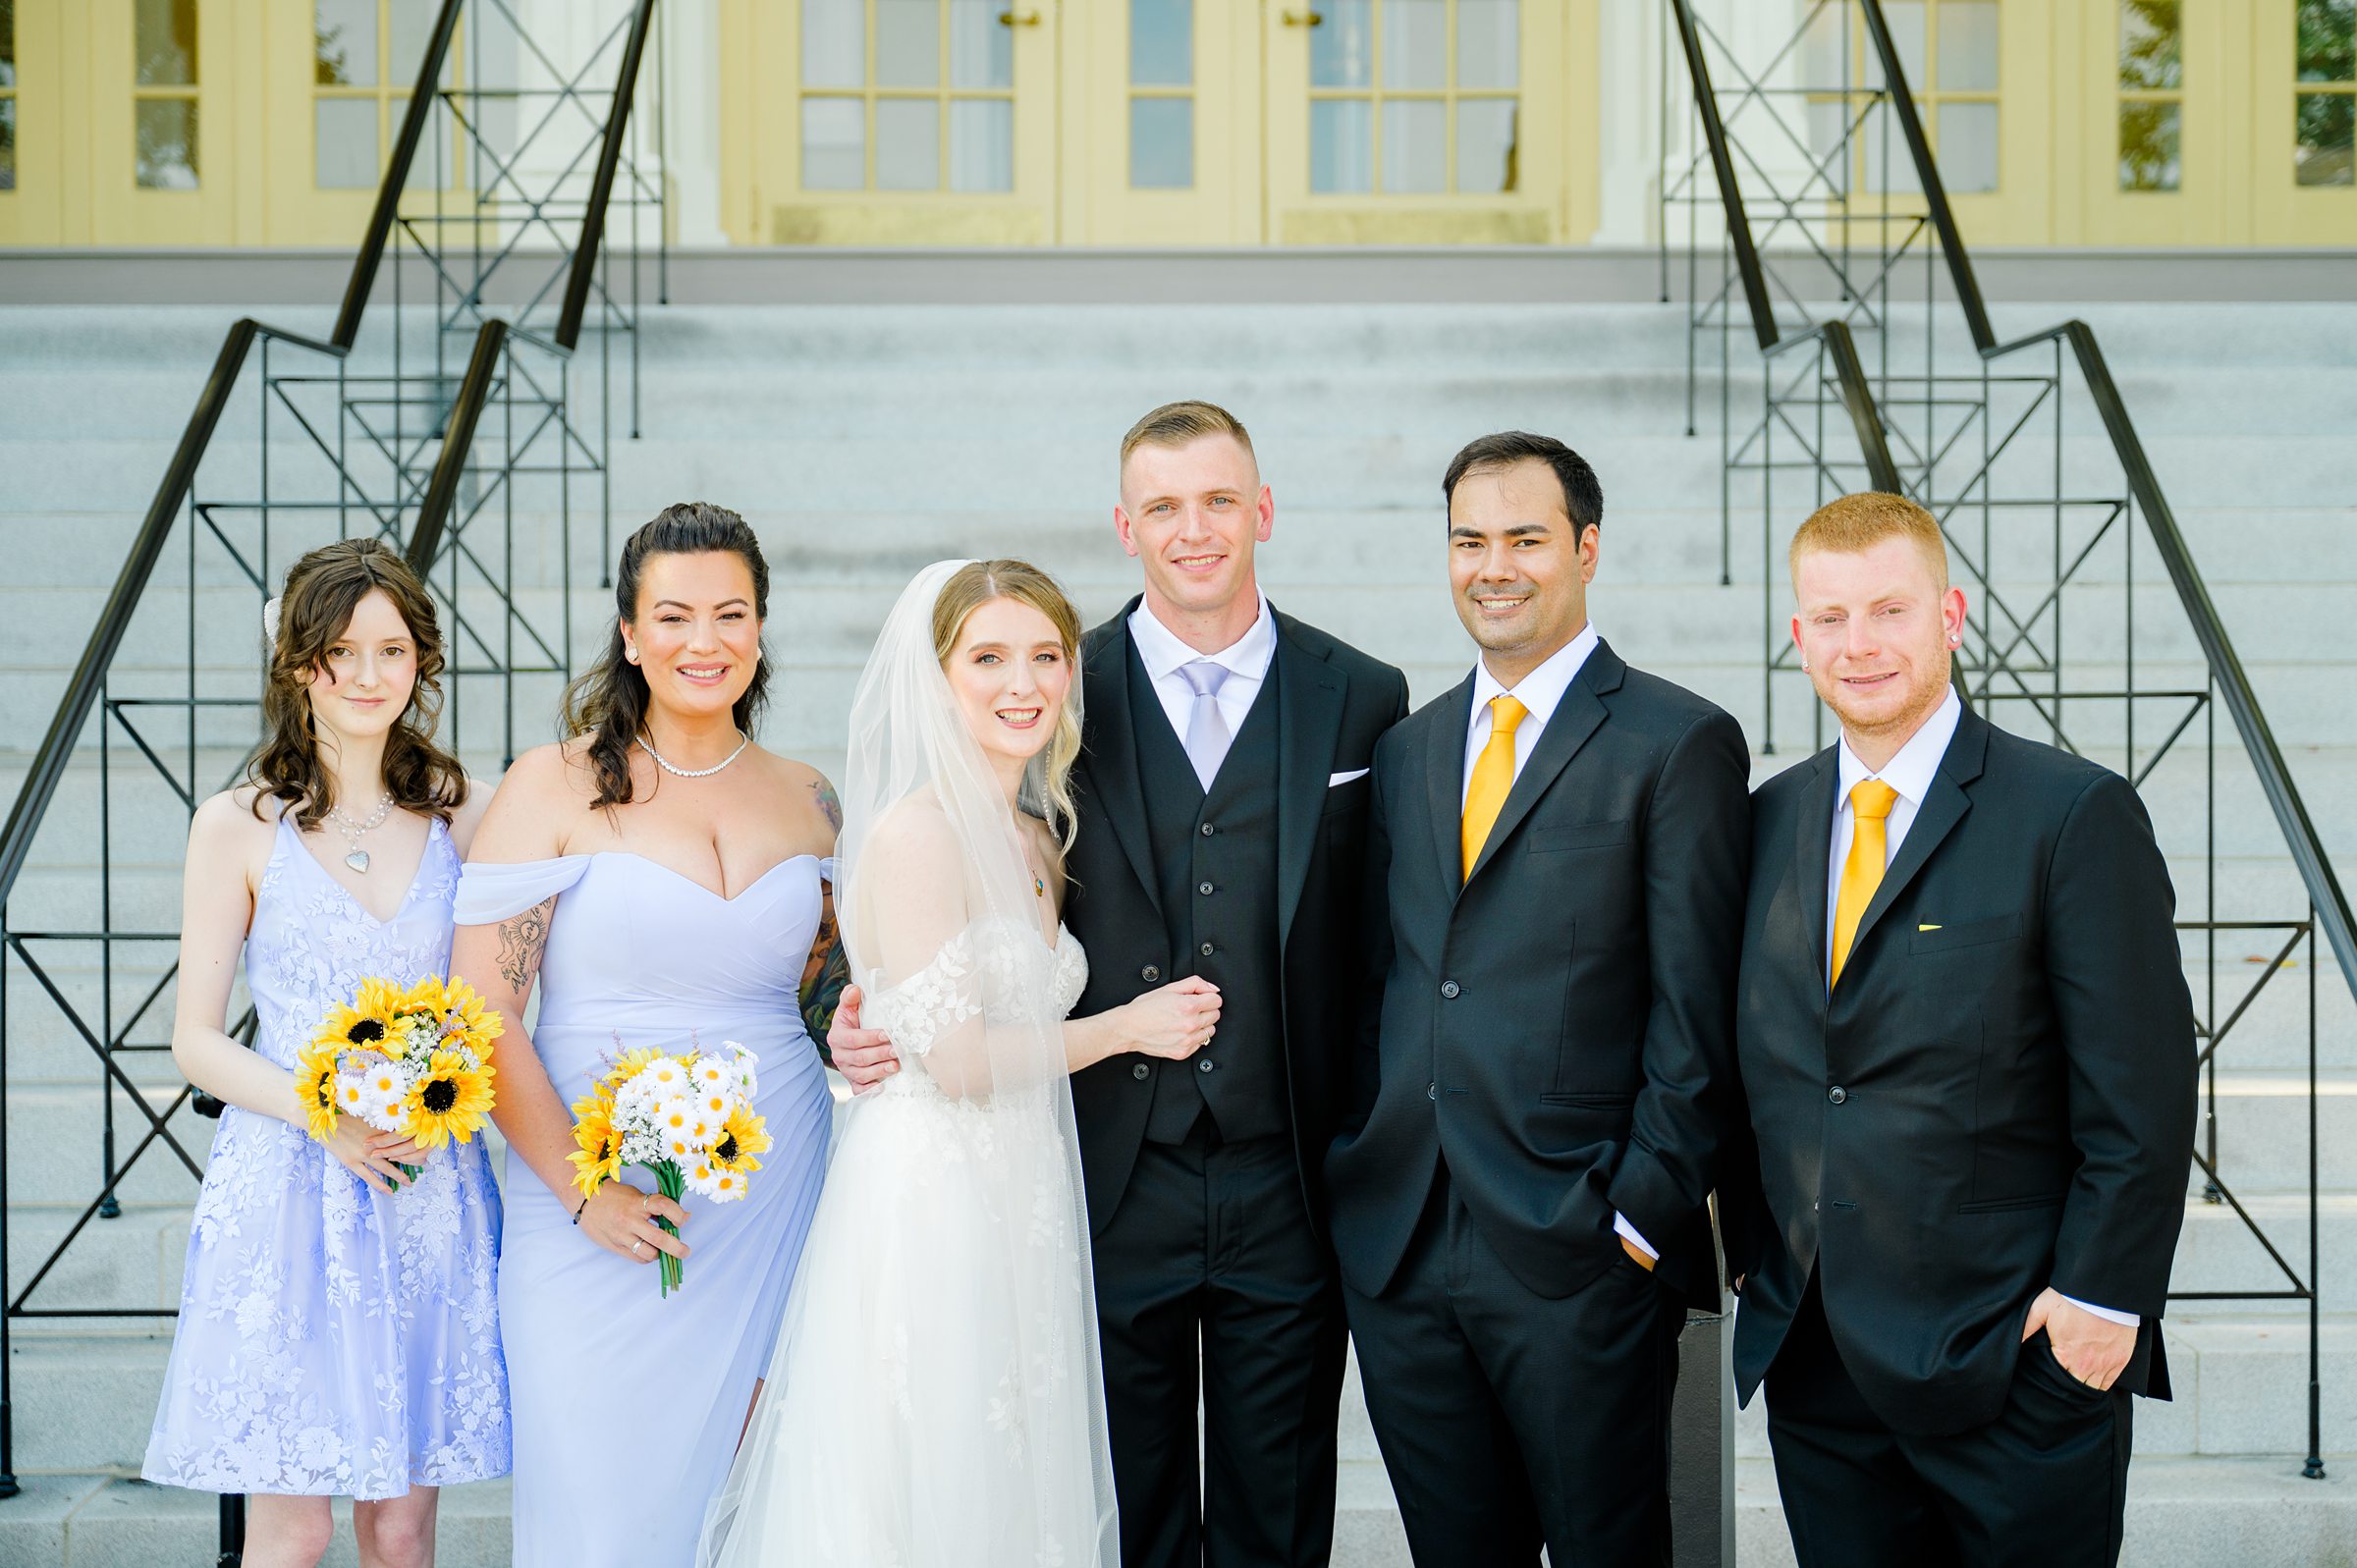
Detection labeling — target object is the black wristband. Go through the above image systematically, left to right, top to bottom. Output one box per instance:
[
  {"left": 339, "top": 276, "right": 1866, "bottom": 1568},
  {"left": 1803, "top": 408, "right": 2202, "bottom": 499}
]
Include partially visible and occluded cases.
[{"left": 571, "top": 1191, "right": 590, "bottom": 1224}]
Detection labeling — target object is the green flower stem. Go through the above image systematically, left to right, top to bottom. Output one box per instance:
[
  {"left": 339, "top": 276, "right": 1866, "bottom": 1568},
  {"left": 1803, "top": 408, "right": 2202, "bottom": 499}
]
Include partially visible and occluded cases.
[{"left": 654, "top": 1161, "right": 687, "bottom": 1298}]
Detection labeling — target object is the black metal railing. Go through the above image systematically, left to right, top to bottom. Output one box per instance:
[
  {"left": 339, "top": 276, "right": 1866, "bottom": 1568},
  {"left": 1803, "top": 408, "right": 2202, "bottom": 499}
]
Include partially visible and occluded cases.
[
  {"left": 0, "top": 0, "right": 661, "bottom": 1525},
  {"left": 1666, "top": 0, "right": 2351, "bottom": 1479}
]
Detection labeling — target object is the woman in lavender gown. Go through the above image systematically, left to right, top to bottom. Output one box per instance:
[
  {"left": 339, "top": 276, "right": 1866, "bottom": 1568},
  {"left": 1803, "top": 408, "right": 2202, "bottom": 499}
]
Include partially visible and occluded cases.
[
  {"left": 448, "top": 505, "right": 839, "bottom": 1568},
  {"left": 144, "top": 538, "right": 509, "bottom": 1568}
]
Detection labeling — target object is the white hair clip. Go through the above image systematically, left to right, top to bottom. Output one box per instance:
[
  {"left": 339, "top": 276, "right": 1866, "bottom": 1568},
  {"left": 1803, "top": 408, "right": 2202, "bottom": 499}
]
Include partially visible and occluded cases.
[{"left": 262, "top": 595, "right": 284, "bottom": 645}]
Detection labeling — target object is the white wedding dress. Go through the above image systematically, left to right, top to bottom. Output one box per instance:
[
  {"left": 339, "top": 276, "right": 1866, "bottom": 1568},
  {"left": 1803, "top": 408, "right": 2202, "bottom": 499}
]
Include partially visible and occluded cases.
[{"left": 699, "top": 562, "right": 1120, "bottom": 1568}]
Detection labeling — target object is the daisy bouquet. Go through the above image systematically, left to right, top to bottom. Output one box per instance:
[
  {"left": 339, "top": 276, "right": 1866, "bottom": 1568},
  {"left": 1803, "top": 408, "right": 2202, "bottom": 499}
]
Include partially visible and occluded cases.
[
  {"left": 299, "top": 975, "right": 501, "bottom": 1179},
  {"left": 568, "top": 1040, "right": 770, "bottom": 1298}
]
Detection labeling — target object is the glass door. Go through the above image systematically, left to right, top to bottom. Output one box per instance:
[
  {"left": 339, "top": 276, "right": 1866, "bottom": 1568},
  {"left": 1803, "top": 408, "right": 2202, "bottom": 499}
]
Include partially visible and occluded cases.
[
  {"left": 0, "top": 0, "right": 66, "bottom": 243},
  {"left": 87, "top": 0, "right": 239, "bottom": 243},
  {"left": 260, "top": 0, "right": 466, "bottom": 246},
  {"left": 720, "top": 0, "right": 1059, "bottom": 244},
  {"left": 1073, "top": 0, "right": 1257, "bottom": 243},
  {"left": 1262, "top": 0, "right": 1582, "bottom": 243},
  {"left": 1805, "top": 0, "right": 2056, "bottom": 246},
  {"left": 2074, "top": 0, "right": 2229, "bottom": 243},
  {"left": 2254, "top": 0, "right": 2356, "bottom": 241}
]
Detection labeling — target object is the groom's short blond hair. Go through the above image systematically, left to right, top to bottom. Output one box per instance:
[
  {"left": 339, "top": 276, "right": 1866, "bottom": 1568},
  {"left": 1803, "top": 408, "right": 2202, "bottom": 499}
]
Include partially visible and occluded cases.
[
  {"left": 1120, "top": 401, "right": 1256, "bottom": 469},
  {"left": 1789, "top": 491, "right": 1950, "bottom": 594}
]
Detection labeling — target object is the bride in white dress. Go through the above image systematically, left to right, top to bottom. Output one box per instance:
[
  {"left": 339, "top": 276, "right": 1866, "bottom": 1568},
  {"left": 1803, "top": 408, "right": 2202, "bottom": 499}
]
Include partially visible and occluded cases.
[{"left": 699, "top": 559, "right": 1224, "bottom": 1568}]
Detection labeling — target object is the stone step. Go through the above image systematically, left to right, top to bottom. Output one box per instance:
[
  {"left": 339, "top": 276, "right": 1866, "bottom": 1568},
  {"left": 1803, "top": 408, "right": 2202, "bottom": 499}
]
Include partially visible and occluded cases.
[{"left": 3, "top": 1453, "right": 2352, "bottom": 1568}]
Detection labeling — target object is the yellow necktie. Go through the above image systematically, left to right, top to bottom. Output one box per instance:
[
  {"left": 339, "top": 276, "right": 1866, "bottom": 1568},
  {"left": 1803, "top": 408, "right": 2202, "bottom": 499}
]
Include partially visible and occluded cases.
[
  {"left": 1462, "top": 696, "right": 1529, "bottom": 881},
  {"left": 1830, "top": 779, "right": 1900, "bottom": 986}
]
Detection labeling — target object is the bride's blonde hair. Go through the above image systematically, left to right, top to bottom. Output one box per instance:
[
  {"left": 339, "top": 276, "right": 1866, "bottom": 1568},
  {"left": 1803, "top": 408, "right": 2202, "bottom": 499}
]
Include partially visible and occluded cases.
[{"left": 930, "top": 559, "right": 1085, "bottom": 851}]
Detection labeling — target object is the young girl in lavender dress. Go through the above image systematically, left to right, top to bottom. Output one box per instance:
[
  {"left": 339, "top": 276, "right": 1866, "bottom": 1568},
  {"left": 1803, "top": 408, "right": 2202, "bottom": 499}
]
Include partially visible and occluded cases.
[{"left": 143, "top": 538, "right": 510, "bottom": 1568}]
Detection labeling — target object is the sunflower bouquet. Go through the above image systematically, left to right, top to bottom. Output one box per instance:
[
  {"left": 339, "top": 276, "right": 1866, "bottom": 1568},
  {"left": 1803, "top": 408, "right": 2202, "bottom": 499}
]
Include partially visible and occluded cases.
[
  {"left": 299, "top": 975, "right": 501, "bottom": 1180},
  {"left": 568, "top": 1040, "right": 770, "bottom": 1298}
]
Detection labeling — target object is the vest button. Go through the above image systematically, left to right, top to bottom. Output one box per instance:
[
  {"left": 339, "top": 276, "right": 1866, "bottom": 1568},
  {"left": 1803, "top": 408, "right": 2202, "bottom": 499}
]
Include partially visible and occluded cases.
[
  {"left": 1200, "top": 823, "right": 1215, "bottom": 837},
  {"left": 1198, "top": 881, "right": 1215, "bottom": 895},
  {"left": 1199, "top": 943, "right": 1215, "bottom": 957},
  {"left": 1141, "top": 965, "right": 1161, "bottom": 982},
  {"left": 1439, "top": 979, "right": 1461, "bottom": 1000},
  {"left": 1198, "top": 1059, "right": 1215, "bottom": 1073},
  {"left": 1132, "top": 1063, "right": 1150, "bottom": 1081},
  {"left": 1427, "top": 1083, "right": 1439, "bottom": 1101},
  {"left": 1827, "top": 1085, "right": 1847, "bottom": 1105}
]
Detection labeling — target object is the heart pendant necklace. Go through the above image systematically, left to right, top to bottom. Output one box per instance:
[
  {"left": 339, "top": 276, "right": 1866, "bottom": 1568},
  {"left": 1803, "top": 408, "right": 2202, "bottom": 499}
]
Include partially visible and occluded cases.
[{"left": 327, "top": 791, "right": 395, "bottom": 874}]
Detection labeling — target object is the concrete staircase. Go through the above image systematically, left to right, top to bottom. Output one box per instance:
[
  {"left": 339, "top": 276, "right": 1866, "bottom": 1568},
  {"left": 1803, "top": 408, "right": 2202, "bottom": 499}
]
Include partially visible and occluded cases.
[{"left": 1, "top": 298, "right": 2353, "bottom": 1564}]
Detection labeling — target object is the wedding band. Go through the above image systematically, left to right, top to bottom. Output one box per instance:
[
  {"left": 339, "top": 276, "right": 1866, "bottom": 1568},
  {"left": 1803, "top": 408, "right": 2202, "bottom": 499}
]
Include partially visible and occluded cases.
[{"left": 630, "top": 1238, "right": 645, "bottom": 1256}]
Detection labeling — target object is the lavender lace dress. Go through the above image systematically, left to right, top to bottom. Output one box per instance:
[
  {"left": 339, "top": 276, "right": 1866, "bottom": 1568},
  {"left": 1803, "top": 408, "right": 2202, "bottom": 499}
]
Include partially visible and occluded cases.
[{"left": 142, "top": 816, "right": 511, "bottom": 1498}]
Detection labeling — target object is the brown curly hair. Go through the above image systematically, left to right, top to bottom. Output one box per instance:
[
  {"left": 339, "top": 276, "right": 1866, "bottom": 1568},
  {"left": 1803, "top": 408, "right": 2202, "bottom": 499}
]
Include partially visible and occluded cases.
[{"left": 247, "top": 538, "right": 466, "bottom": 832}]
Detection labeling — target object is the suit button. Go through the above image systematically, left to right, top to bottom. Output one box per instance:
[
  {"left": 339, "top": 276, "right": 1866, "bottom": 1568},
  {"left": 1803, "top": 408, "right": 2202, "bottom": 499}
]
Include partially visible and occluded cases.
[
  {"left": 1200, "top": 823, "right": 1216, "bottom": 837},
  {"left": 1198, "top": 881, "right": 1215, "bottom": 895},
  {"left": 1199, "top": 943, "right": 1215, "bottom": 957},
  {"left": 1141, "top": 965, "right": 1161, "bottom": 982},
  {"left": 1439, "top": 980, "right": 1460, "bottom": 1000},
  {"left": 1198, "top": 1059, "right": 1216, "bottom": 1074},
  {"left": 1132, "top": 1063, "right": 1150, "bottom": 1081},
  {"left": 1427, "top": 1083, "right": 1440, "bottom": 1101},
  {"left": 1828, "top": 1085, "right": 1847, "bottom": 1105}
]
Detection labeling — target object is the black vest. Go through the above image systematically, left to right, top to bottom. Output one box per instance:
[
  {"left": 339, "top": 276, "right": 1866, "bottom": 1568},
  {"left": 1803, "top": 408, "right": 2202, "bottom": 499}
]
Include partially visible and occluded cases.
[{"left": 1126, "top": 636, "right": 1289, "bottom": 1145}]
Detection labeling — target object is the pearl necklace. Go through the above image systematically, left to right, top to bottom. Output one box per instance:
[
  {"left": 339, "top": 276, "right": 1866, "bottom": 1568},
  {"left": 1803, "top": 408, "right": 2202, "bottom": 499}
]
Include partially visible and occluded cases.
[
  {"left": 636, "top": 730, "right": 751, "bottom": 779},
  {"left": 326, "top": 791, "right": 395, "bottom": 873}
]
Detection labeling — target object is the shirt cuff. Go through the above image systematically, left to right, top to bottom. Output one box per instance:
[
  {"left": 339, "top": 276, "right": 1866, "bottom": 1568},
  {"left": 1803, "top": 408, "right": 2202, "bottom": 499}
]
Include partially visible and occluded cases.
[
  {"left": 1614, "top": 1212, "right": 1658, "bottom": 1261},
  {"left": 2056, "top": 1292, "right": 2140, "bottom": 1328}
]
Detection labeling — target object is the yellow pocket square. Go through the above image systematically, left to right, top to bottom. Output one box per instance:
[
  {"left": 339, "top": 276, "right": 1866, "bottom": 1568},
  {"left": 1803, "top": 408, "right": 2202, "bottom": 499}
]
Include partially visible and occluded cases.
[{"left": 1918, "top": 923, "right": 1943, "bottom": 932}]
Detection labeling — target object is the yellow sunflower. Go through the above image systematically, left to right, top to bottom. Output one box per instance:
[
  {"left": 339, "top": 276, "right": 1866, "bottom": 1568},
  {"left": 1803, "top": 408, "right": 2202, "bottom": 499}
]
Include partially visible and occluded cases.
[
  {"left": 431, "top": 975, "right": 505, "bottom": 1056},
  {"left": 311, "top": 1002, "right": 392, "bottom": 1063},
  {"left": 296, "top": 1045, "right": 341, "bottom": 1143},
  {"left": 402, "top": 1049, "right": 496, "bottom": 1149},
  {"left": 568, "top": 1091, "right": 623, "bottom": 1199},
  {"left": 708, "top": 1101, "right": 772, "bottom": 1178}
]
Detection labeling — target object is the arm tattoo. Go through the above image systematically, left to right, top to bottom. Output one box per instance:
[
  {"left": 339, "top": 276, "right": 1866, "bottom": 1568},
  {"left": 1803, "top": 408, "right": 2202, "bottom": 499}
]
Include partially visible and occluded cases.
[
  {"left": 811, "top": 776, "right": 844, "bottom": 835},
  {"left": 800, "top": 885, "right": 851, "bottom": 1056},
  {"left": 496, "top": 897, "right": 555, "bottom": 994}
]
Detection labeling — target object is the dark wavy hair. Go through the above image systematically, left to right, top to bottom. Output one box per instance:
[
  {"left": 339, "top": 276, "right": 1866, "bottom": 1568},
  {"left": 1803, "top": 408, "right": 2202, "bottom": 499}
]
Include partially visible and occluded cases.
[
  {"left": 562, "top": 503, "right": 773, "bottom": 810},
  {"left": 247, "top": 537, "right": 466, "bottom": 832}
]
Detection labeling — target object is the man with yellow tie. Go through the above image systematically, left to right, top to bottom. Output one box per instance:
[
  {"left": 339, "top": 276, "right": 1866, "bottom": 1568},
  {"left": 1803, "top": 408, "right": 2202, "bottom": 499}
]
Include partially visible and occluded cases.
[
  {"left": 1326, "top": 432, "right": 1752, "bottom": 1564},
  {"left": 1723, "top": 492, "right": 2197, "bottom": 1567}
]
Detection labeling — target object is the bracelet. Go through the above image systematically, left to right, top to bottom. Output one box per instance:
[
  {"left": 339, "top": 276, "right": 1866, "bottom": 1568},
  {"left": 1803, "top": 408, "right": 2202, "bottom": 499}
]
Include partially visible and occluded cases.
[{"left": 571, "top": 1191, "right": 590, "bottom": 1225}]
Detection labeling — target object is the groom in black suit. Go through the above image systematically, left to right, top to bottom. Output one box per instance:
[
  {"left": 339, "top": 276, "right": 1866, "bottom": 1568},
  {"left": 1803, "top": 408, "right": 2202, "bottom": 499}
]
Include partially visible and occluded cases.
[
  {"left": 835, "top": 401, "right": 1406, "bottom": 1568},
  {"left": 1327, "top": 432, "right": 1751, "bottom": 1564},
  {"left": 1724, "top": 492, "right": 2197, "bottom": 1566}
]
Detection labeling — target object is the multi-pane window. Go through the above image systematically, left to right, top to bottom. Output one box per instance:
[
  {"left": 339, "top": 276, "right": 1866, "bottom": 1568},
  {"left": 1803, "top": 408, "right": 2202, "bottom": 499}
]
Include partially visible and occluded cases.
[
  {"left": 0, "top": 0, "right": 17, "bottom": 192},
  {"left": 135, "top": 0, "right": 199, "bottom": 189},
  {"left": 314, "top": 0, "right": 453, "bottom": 191},
  {"left": 800, "top": 0, "right": 1014, "bottom": 193},
  {"left": 1129, "top": 0, "right": 1192, "bottom": 189},
  {"left": 1307, "top": 0, "right": 1520, "bottom": 195},
  {"left": 2118, "top": 0, "right": 2183, "bottom": 190},
  {"left": 2296, "top": 0, "right": 2355, "bottom": 186},
  {"left": 1803, "top": 1, "right": 2000, "bottom": 199}
]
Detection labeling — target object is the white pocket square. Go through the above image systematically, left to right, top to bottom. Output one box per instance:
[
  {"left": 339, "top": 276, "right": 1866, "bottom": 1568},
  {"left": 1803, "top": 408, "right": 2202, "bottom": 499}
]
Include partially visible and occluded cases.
[{"left": 1327, "top": 769, "right": 1370, "bottom": 787}]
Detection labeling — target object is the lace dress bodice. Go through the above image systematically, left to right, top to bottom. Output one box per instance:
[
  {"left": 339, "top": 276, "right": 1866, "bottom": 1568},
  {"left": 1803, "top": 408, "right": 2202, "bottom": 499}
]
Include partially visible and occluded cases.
[{"left": 862, "top": 917, "right": 1088, "bottom": 1103}]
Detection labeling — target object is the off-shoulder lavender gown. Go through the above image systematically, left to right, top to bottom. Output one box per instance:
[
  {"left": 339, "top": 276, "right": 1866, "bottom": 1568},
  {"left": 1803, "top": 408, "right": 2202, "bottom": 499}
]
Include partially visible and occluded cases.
[{"left": 454, "top": 852, "right": 834, "bottom": 1568}]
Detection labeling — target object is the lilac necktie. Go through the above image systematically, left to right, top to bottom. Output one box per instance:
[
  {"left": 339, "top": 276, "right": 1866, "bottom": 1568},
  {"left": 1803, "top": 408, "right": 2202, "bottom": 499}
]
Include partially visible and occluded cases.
[{"left": 1179, "top": 660, "right": 1233, "bottom": 788}]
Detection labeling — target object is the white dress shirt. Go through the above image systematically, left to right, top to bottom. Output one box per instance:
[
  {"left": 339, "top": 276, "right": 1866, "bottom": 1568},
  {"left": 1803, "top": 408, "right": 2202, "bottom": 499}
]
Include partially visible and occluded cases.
[
  {"left": 1128, "top": 593, "right": 1278, "bottom": 752},
  {"left": 1460, "top": 622, "right": 1600, "bottom": 806},
  {"left": 1460, "top": 626, "right": 1664, "bottom": 1261},
  {"left": 1824, "top": 685, "right": 2136, "bottom": 1330}
]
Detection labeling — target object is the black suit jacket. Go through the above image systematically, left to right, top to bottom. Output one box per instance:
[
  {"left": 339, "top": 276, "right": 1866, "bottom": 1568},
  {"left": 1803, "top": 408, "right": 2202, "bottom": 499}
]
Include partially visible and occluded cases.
[
  {"left": 1066, "top": 600, "right": 1409, "bottom": 1234},
  {"left": 1325, "top": 640, "right": 1751, "bottom": 1312},
  {"left": 1725, "top": 705, "right": 2199, "bottom": 1435}
]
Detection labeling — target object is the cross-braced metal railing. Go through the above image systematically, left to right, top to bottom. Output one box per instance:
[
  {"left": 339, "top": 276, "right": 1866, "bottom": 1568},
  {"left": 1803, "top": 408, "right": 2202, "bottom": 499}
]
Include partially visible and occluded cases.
[
  {"left": 1666, "top": 0, "right": 2357, "bottom": 1479},
  {"left": 0, "top": 2, "right": 662, "bottom": 1532}
]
